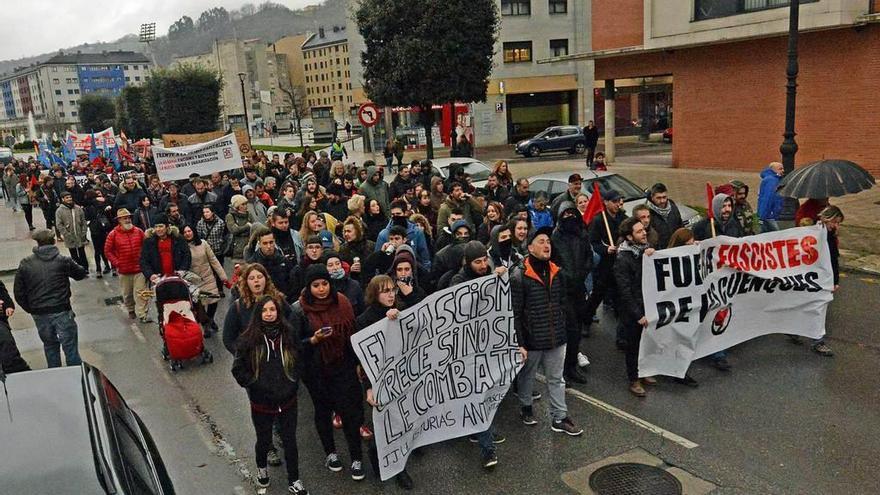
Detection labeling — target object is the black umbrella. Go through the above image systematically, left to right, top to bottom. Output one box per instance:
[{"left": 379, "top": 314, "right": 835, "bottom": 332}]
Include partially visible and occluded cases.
[{"left": 779, "top": 159, "right": 876, "bottom": 198}]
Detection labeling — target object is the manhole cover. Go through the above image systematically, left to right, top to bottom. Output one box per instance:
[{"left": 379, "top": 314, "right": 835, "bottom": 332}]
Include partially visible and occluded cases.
[{"left": 589, "top": 463, "right": 682, "bottom": 495}]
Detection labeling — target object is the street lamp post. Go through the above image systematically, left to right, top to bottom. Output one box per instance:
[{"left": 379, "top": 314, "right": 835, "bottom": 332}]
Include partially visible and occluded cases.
[
  {"left": 779, "top": 0, "right": 800, "bottom": 221},
  {"left": 238, "top": 72, "right": 250, "bottom": 138}
]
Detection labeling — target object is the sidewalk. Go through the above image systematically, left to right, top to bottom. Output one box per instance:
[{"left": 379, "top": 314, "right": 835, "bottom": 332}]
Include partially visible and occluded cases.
[{"left": 0, "top": 202, "right": 43, "bottom": 273}]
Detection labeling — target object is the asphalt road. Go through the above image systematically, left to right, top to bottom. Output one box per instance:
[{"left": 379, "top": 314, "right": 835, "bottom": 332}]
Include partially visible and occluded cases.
[{"left": 3, "top": 267, "right": 877, "bottom": 495}]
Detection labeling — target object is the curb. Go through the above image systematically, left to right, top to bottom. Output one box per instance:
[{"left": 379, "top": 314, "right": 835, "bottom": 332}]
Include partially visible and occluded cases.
[{"left": 841, "top": 263, "right": 880, "bottom": 277}]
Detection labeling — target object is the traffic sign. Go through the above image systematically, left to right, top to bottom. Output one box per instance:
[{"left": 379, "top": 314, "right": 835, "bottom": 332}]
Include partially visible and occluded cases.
[{"left": 358, "top": 103, "right": 380, "bottom": 128}]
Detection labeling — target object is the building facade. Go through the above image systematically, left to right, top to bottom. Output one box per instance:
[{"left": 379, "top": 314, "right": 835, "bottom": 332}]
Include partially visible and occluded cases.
[
  {"left": 346, "top": 0, "right": 593, "bottom": 147},
  {"left": 555, "top": 0, "right": 880, "bottom": 176},
  {"left": 302, "top": 26, "right": 354, "bottom": 122},
  {"left": 175, "top": 39, "right": 292, "bottom": 135},
  {"left": 0, "top": 51, "right": 152, "bottom": 141}
]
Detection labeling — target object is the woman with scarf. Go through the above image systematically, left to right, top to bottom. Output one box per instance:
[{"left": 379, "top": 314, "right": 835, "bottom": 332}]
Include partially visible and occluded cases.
[
  {"left": 226, "top": 195, "right": 254, "bottom": 262},
  {"left": 182, "top": 225, "right": 228, "bottom": 336},
  {"left": 292, "top": 265, "right": 366, "bottom": 482},
  {"left": 356, "top": 275, "right": 414, "bottom": 490},
  {"left": 232, "top": 296, "right": 309, "bottom": 494}
]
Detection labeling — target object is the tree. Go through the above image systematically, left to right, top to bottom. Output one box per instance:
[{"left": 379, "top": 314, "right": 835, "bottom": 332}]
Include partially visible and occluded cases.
[
  {"left": 355, "top": 0, "right": 498, "bottom": 158},
  {"left": 197, "top": 7, "right": 230, "bottom": 32},
  {"left": 168, "top": 16, "right": 195, "bottom": 40},
  {"left": 145, "top": 64, "right": 222, "bottom": 135},
  {"left": 279, "top": 83, "right": 309, "bottom": 147},
  {"left": 115, "top": 86, "right": 153, "bottom": 139},
  {"left": 78, "top": 94, "right": 116, "bottom": 132}
]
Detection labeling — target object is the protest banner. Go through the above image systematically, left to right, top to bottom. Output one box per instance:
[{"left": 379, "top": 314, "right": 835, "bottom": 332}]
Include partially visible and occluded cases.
[
  {"left": 66, "top": 128, "right": 115, "bottom": 151},
  {"left": 162, "top": 128, "right": 250, "bottom": 151},
  {"left": 152, "top": 133, "right": 242, "bottom": 182},
  {"left": 118, "top": 170, "right": 146, "bottom": 182},
  {"left": 72, "top": 175, "right": 89, "bottom": 187},
  {"left": 639, "top": 225, "right": 834, "bottom": 378},
  {"left": 351, "top": 274, "right": 522, "bottom": 481}
]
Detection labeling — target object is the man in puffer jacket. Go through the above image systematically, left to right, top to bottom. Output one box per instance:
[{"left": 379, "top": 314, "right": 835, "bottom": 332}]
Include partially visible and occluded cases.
[
  {"left": 104, "top": 208, "right": 147, "bottom": 321},
  {"left": 140, "top": 214, "right": 192, "bottom": 285},
  {"left": 510, "top": 227, "right": 583, "bottom": 436},
  {"left": 14, "top": 229, "right": 88, "bottom": 367}
]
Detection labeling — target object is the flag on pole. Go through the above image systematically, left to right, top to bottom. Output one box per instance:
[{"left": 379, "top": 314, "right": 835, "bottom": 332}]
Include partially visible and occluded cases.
[
  {"left": 88, "top": 130, "right": 100, "bottom": 162},
  {"left": 63, "top": 136, "right": 77, "bottom": 163},
  {"left": 35, "top": 142, "right": 51, "bottom": 168},
  {"left": 111, "top": 144, "right": 122, "bottom": 171},
  {"left": 582, "top": 182, "right": 604, "bottom": 224},
  {"left": 706, "top": 182, "right": 717, "bottom": 238}
]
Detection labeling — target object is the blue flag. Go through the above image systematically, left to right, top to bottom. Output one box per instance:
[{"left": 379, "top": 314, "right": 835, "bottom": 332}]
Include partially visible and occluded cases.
[
  {"left": 88, "top": 131, "right": 100, "bottom": 162},
  {"left": 63, "top": 136, "right": 77, "bottom": 163},
  {"left": 103, "top": 136, "right": 110, "bottom": 161},
  {"left": 37, "top": 142, "right": 51, "bottom": 168},
  {"left": 111, "top": 143, "right": 122, "bottom": 171}
]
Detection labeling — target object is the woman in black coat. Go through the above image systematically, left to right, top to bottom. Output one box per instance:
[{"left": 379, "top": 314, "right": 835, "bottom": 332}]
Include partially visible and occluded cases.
[
  {"left": 84, "top": 189, "right": 115, "bottom": 277},
  {"left": 133, "top": 195, "right": 159, "bottom": 231}
]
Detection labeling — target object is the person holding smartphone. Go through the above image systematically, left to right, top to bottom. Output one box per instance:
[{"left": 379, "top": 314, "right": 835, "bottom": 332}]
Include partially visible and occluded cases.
[{"left": 292, "top": 265, "right": 366, "bottom": 482}]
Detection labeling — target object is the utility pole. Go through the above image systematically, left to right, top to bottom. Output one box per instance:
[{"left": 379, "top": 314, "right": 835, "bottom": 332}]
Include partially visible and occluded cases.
[
  {"left": 779, "top": 0, "right": 800, "bottom": 221},
  {"left": 238, "top": 72, "right": 250, "bottom": 139}
]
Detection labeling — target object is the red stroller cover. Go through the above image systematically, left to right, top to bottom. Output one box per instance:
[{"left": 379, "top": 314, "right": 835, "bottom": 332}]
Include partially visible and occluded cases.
[{"left": 164, "top": 311, "right": 204, "bottom": 361}]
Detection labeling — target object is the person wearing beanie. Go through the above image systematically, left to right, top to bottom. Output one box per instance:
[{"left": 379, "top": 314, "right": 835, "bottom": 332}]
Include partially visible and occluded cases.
[
  {"left": 323, "top": 182, "right": 349, "bottom": 224},
  {"left": 582, "top": 187, "right": 628, "bottom": 341},
  {"left": 226, "top": 194, "right": 255, "bottom": 260},
  {"left": 551, "top": 202, "right": 594, "bottom": 384},
  {"left": 431, "top": 219, "right": 474, "bottom": 289},
  {"left": 360, "top": 225, "right": 408, "bottom": 288},
  {"left": 510, "top": 226, "right": 583, "bottom": 436},
  {"left": 13, "top": 228, "right": 88, "bottom": 367},
  {"left": 288, "top": 235, "right": 327, "bottom": 302},
  {"left": 449, "top": 241, "right": 491, "bottom": 287},
  {"left": 388, "top": 244, "right": 427, "bottom": 306},
  {"left": 324, "top": 251, "right": 364, "bottom": 315},
  {"left": 291, "top": 264, "right": 366, "bottom": 482}
]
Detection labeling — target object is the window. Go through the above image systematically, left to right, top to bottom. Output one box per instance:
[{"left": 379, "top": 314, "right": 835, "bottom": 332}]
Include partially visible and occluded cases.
[
  {"left": 501, "top": 0, "right": 530, "bottom": 15},
  {"left": 549, "top": 0, "right": 567, "bottom": 13},
  {"left": 694, "top": 0, "right": 816, "bottom": 21},
  {"left": 550, "top": 39, "right": 569, "bottom": 57},
  {"left": 503, "top": 41, "right": 532, "bottom": 63},
  {"left": 335, "top": 45, "right": 339, "bottom": 52},
  {"left": 124, "top": 65, "right": 129, "bottom": 70},
  {"left": 135, "top": 76, "right": 140, "bottom": 81},
  {"left": 125, "top": 77, "right": 130, "bottom": 82},
  {"left": 52, "top": 78, "right": 60, "bottom": 84},
  {"left": 55, "top": 89, "right": 61, "bottom": 95},
  {"left": 67, "top": 89, "right": 74, "bottom": 94},
  {"left": 74, "top": 89, "right": 79, "bottom": 94},
  {"left": 69, "top": 100, "right": 76, "bottom": 106},
  {"left": 56, "top": 101, "right": 63, "bottom": 106},
  {"left": 71, "top": 111, "right": 77, "bottom": 117},
  {"left": 59, "top": 112, "right": 65, "bottom": 117}
]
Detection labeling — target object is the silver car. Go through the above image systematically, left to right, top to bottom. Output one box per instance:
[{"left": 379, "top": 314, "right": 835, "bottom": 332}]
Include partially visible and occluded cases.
[
  {"left": 385, "top": 157, "right": 491, "bottom": 190},
  {"left": 527, "top": 170, "right": 702, "bottom": 227}
]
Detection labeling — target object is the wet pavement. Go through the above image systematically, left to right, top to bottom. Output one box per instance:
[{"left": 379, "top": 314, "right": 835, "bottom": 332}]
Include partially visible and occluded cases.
[{"left": 2, "top": 264, "right": 877, "bottom": 494}]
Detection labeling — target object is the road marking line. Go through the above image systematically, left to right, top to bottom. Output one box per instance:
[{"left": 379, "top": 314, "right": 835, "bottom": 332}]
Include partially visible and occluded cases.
[{"left": 565, "top": 386, "right": 699, "bottom": 449}]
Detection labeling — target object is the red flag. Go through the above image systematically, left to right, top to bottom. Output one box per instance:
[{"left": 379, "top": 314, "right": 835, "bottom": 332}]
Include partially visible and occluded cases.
[
  {"left": 582, "top": 182, "right": 604, "bottom": 224},
  {"left": 706, "top": 182, "right": 715, "bottom": 219}
]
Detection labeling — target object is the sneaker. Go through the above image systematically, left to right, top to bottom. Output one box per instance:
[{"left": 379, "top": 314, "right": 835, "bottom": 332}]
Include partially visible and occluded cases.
[
  {"left": 103, "top": 266, "right": 112, "bottom": 274},
  {"left": 112, "top": 269, "right": 118, "bottom": 277},
  {"left": 96, "top": 272, "right": 103, "bottom": 279},
  {"left": 128, "top": 311, "right": 136, "bottom": 320},
  {"left": 138, "top": 316, "right": 153, "bottom": 324},
  {"left": 812, "top": 343, "right": 834, "bottom": 356},
  {"left": 577, "top": 352, "right": 590, "bottom": 368},
  {"left": 711, "top": 358, "right": 732, "bottom": 371},
  {"left": 565, "top": 367, "right": 588, "bottom": 384},
  {"left": 674, "top": 374, "right": 699, "bottom": 387},
  {"left": 642, "top": 376, "right": 657, "bottom": 385},
  {"left": 629, "top": 380, "right": 646, "bottom": 397},
  {"left": 513, "top": 390, "right": 542, "bottom": 401},
  {"left": 520, "top": 406, "right": 537, "bottom": 426},
  {"left": 332, "top": 413, "right": 343, "bottom": 429},
  {"left": 551, "top": 417, "right": 583, "bottom": 436},
  {"left": 359, "top": 425, "right": 373, "bottom": 440},
  {"left": 468, "top": 432, "right": 506, "bottom": 444},
  {"left": 267, "top": 449, "right": 283, "bottom": 466},
  {"left": 482, "top": 450, "right": 498, "bottom": 469},
  {"left": 325, "top": 452, "right": 343, "bottom": 472},
  {"left": 350, "top": 460, "right": 365, "bottom": 481},
  {"left": 255, "top": 467, "right": 269, "bottom": 488},
  {"left": 288, "top": 479, "right": 309, "bottom": 494}
]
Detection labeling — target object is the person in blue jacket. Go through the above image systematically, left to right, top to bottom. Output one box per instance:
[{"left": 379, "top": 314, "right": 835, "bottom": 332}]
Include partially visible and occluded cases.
[
  {"left": 757, "top": 161, "right": 785, "bottom": 233},
  {"left": 374, "top": 199, "right": 432, "bottom": 271}
]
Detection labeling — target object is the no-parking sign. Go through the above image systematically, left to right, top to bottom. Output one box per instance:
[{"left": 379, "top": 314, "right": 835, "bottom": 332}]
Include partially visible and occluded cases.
[{"left": 358, "top": 103, "right": 380, "bottom": 128}]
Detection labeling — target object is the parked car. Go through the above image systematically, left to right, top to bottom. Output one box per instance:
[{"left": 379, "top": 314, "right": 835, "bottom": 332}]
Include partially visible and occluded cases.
[
  {"left": 515, "top": 125, "right": 587, "bottom": 158},
  {"left": 662, "top": 127, "right": 673, "bottom": 143},
  {"left": 0, "top": 146, "right": 13, "bottom": 165},
  {"left": 386, "top": 157, "right": 492, "bottom": 191},
  {"left": 527, "top": 170, "right": 701, "bottom": 227},
  {"left": 0, "top": 364, "right": 176, "bottom": 494}
]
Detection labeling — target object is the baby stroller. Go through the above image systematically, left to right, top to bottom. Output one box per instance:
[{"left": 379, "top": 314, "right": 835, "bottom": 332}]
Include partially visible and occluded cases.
[{"left": 154, "top": 274, "right": 213, "bottom": 372}]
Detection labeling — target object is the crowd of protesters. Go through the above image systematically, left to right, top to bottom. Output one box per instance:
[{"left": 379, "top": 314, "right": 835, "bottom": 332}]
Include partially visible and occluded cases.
[{"left": 0, "top": 144, "right": 844, "bottom": 494}]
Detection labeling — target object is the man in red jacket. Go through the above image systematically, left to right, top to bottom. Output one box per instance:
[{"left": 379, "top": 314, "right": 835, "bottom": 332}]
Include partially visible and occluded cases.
[{"left": 104, "top": 208, "right": 148, "bottom": 322}]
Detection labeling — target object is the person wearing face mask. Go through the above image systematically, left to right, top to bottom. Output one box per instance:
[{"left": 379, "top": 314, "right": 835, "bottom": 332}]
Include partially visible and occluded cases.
[
  {"left": 551, "top": 203, "right": 595, "bottom": 384},
  {"left": 104, "top": 209, "right": 148, "bottom": 320},
  {"left": 431, "top": 219, "right": 475, "bottom": 290},
  {"left": 488, "top": 224, "right": 524, "bottom": 269},
  {"left": 387, "top": 245, "right": 427, "bottom": 306},
  {"left": 324, "top": 251, "right": 364, "bottom": 315},
  {"left": 291, "top": 265, "right": 365, "bottom": 483},
  {"left": 232, "top": 295, "right": 308, "bottom": 494}
]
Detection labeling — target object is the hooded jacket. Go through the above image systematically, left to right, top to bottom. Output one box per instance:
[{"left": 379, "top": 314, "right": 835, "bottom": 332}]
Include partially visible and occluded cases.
[
  {"left": 357, "top": 166, "right": 390, "bottom": 213},
  {"left": 757, "top": 167, "right": 784, "bottom": 221},
  {"left": 113, "top": 180, "right": 147, "bottom": 214},
  {"left": 241, "top": 185, "right": 268, "bottom": 224},
  {"left": 693, "top": 193, "right": 745, "bottom": 241},
  {"left": 55, "top": 202, "right": 89, "bottom": 249},
  {"left": 551, "top": 202, "right": 594, "bottom": 293},
  {"left": 225, "top": 209, "right": 254, "bottom": 259},
  {"left": 375, "top": 219, "right": 432, "bottom": 271},
  {"left": 431, "top": 220, "right": 474, "bottom": 286},
  {"left": 104, "top": 224, "right": 146, "bottom": 274},
  {"left": 488, "top": 224, "right": 524, "bottom": 269},
  {"left": 139, "top": 226, "right": 192, "bottom": 280},
  {"left": 387, "top": 244, "right": 428, "bottom": 305},
  {"left": 14, "top": 245, "right": 88, "bottom": 315},
  {"left": 231, "top": 328, "right": 302, "bottom": 412}
]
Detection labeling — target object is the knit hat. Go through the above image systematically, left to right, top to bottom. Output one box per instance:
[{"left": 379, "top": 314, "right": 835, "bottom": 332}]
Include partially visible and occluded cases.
[
  {"left": 729, "top": 180, "right": 749, "bottom": 194},
  {"left": 242, "top": 184, "right": 255, "bottom": 196},
  {"left": 603, "top": 189, "right": 622, "bottom": 202},
  {"left": 230, "top": 194, "right": 247, "bottom": 209},
  {"left": 347, "top": 194, "right": 365, "bottom": 212},
  {"left": 153, "top": 213, "right": 169, "bottom": 226},
  {"left": 528, "top": 226, "right": 553, "bottom": 246},
  {"left": 318, "top": 230, "right": 334, "bottom": 248},
  {"left": 306, "top": 235, "right": 323, "bottom": 247},
  {"left": 463, "top": 240, "right": 488, "bottom": 263},
  {"left": 390, "top": 245, "right": 417, "bottom": 276},
  {"left": 321, "top": 250, "right": 342, "bottom": 264},
  {"left": 305, "top": 264, "right": 331, "bottom": 287}
]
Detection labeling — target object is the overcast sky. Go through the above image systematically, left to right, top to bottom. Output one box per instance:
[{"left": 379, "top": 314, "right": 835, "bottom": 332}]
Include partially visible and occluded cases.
[{"left": 0, "top": 0, "right": 313, "bottom": 61}]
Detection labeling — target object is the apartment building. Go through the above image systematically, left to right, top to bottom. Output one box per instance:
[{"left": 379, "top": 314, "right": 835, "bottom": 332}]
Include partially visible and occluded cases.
[
  {"left": 346, "top": 0, "right": 593, "bottom": 147},
  {"left": 552, "top": 0, "right": 880, "bottom": 175},
  {"left": 302, "top": 26, "right": 354, "bottom": 121},
  {"left": 175, "top": 39, "right": 292, "bottom": 134},
  {"left": 0, "top": 51, "right": 152, "bottom": 139}
]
